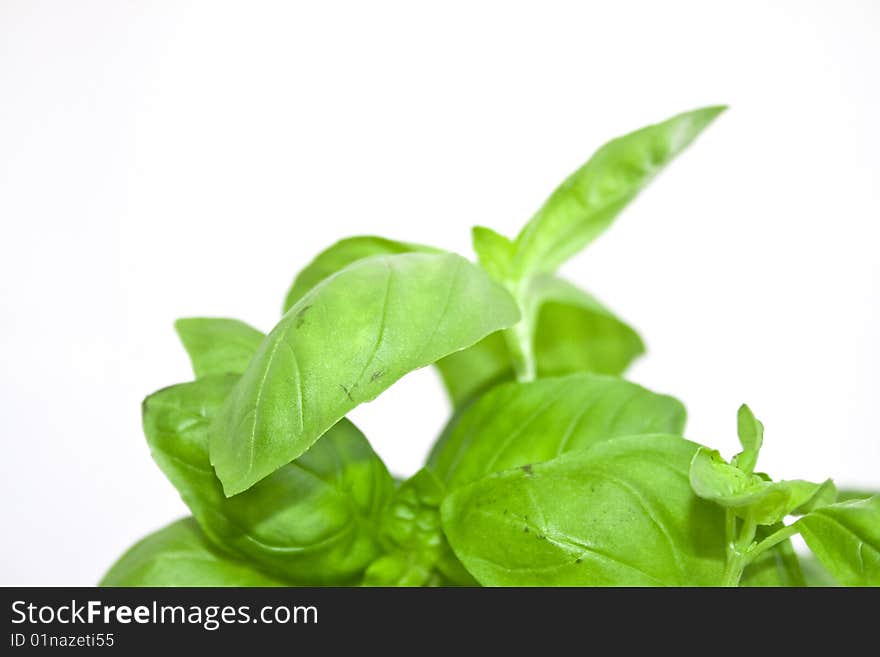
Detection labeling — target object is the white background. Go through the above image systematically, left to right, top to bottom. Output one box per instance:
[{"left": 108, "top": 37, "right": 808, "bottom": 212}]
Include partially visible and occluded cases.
[{"left": 1, "top": 1, "right": 878, "bottom": 586}]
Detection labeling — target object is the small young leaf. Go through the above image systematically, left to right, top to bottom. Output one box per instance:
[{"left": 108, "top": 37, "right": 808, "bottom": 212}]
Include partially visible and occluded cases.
[
  {"left": 512, "top": 106, "right": 726, "bottom": 276},
  {"left": 471, "top": 226, "right": 516, "bottom": 282},
  {"left": 282, "top": 236, "right": 439, "bottom": 312},
  {"left": 211, "top": 252, "right": 520, "bottom": 495},
  {"left": 174, "top": 318, "right": 265, "bottom": 379},
  {"left": 429, "top": 373, "right": 686, "bottom": 488},
  {"left": 144, "top": 376, "right": 394, "bottom": 584},
  {"left": 732, "top": 403, "right": 764, "bottom": 474},
  {"left": 736, "top": 404, "right": 763, "bottom": 453},
  {"left": 441, "top": 435, "right": 726, "bottom": 586},
  {"left": 690, "top": 447, "right": 759, "bottom": 500},
  {"left": 690, "top": 449, "right": 834, "bottom": 525},
  {"left": 363, "top": 468, "right": 450, "bottom": 587},
  {"left": 376, "top": 468, "right": 446, "bottom": 553},
  {"left": 796, "top": 496, "right": 880, "bottom": 586},
  {"left": 99, "top": 518, "right": 287, "bottom": 587},
  {"left": 362, "top": 553, "right": 438, "bottom": 587}
]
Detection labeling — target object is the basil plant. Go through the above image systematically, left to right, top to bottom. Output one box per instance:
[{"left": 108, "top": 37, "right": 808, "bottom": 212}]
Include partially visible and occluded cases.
[{"left": 102, "top": 107, "right": 878, "bottom": 587}]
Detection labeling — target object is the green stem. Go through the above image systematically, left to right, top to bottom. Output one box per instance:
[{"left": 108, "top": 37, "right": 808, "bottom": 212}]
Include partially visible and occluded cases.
[
  {"left": 502, "top": 280, "right": 536, "bottom": 382},
  {"left": 504, "top": 320, "right": 536, "bottom": 382},
  {"left": 724, "top": 509, "right": 736, "bottom": 560},
  {"left": 721, "top": 512, "right": 757, "bottom": 587},
  {"left": 742, "top": 524, "right": 799, "bottom": 567},
  {"left": 721, "top": 552, "right": 747, "bottom": 587}
]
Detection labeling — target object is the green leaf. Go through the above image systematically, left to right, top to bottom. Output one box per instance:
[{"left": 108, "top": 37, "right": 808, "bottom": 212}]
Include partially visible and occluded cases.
[
  {"left": 512, "top": 106, "right": 726, "bottom": 276},
  {"left": 471, "top": 226, "right": 515, "bottom": 282},
  {"left": 282, "top": 235, "right": 515, "bottom": 410},
  {"left": 282, "top": 236, "right": 438, "bottom": 313},
  {"left": 286, "top": 238, "right": 641, "bottom": 411},
  {"left": 211, "top": 252, "right": 520, "bottom": 495},
  {"left": 434, "top": 276, "right": 644, "bottom": 408},
  {"left": 529, "top": 276, "right": 644, "bottom": 378},
  {"left": 174, "top": 318, "right": 265, "bottom": 379},
  {"left": 434, "top": 333, "right": 512, "bottom": 409},
  {"left": 430, "top": 373, "right": 685, "bottom": 488},
  {"left": 144, "top": 376, "right": 395, "bottom": 584},
  {"left": 731, "top": 404, "right": 763, "bottom": 474},
  {"left": 735, "top": 404, "right": 763, "bottom": 454},
  {"left": 441, "top": 435, "right": 726, "bottom": 586},
  {"left": 690, "top": 447, "right": 764, "bottom": 502},
  {"left": 690, "top": 448, "right": 834, "bottom": 525},
  {"left": 788, "top": 478, "right": 837, "bottom": 514},
  {"left": 837, "top": 488, "right": 879, "bottom": 502},
  {"left": 796, "top": 496, "right": 880, "bottom": 586},
  {"left": 100, "top": 518, "right": 287, "bottom": 587},
  {"left": 740, "top": 524, "right": 805, "bottom": 587},
  {"left": 434, "top": 551, "right": 480, "bottom": 587},
  {"left": 799, "top": 554, "right": 839, "bottom": 587}
]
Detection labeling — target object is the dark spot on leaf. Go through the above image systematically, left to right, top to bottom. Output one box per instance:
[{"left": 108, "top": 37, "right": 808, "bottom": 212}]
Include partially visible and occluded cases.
[
  {"left": 295, "top": 305, "right": 312, "bottom": 328},
  {"left": 370, "top": 369, "right": 385, "bottom": 382},
  {"left": 339, "top": 384, "right": 354, "bottom": 401},
  {"left": 521, "top": 464, "right": 534, "bottom": 475},
  {"left": 503, "top": 509, "right": 508, "bottom": 515},
  {"left": 523, "top": 526, "right": 529, "bottom": 533},
  {"left": 536, "top": 534, "right": 545, "bottom": 540},
  {"left": 575, "top": 558, "right": 583, "bottom": 564}
]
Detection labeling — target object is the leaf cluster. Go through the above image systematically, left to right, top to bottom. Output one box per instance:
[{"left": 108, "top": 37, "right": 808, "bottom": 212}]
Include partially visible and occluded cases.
[{"left": 102, "top": 107, "right": 878, "bottom": 587}]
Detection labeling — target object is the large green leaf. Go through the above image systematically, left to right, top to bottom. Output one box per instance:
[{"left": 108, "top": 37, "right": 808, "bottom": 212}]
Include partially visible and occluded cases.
[
  {"left": 512, "top": 106, "right": 726, "bottom": 276},
  {"left": 281, "top": 235, "right": 512, "bottom": 410},
  {"left": 282, "top": 236, "right": 439, "bottom": 313},
  {"left": 211, "top": 252, "right": 519, "bottom": 495},
  {"left": 435, "top": 277, "right": 644, "bottom": 408},
  {"left": 174, "top": 317, "right": 264, "bottom": 379},
  {"left": 429, "top": 373, "right": 685, "bottom": 488},
  {"left": 145, "top": 376, "right": 394, "bottom": 584},
  {"left": 441, "top": 435, "right": 726, "bottom": 586},
  {"left": 796, "top": 496, "right": 880, "bottom": 586},
  {"left": 100, "top": 518, "right": 286, "bottom": 587},
  {"left": 799, "top": 554, "right": 838, "bottom": 587}
]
